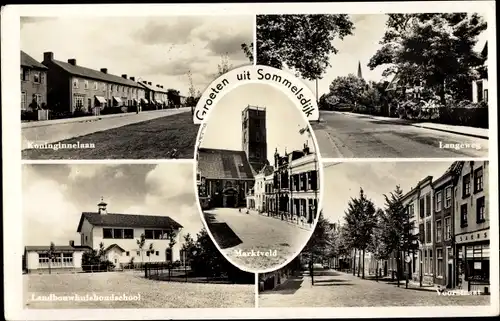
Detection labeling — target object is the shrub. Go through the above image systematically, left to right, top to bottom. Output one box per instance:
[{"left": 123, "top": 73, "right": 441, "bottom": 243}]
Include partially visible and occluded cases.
[
  {"left": 100, "top": 107, "right": 125, "bottom": 115},
  {"left": 21, "top": 110, "right": 38, "bottom": 121}
]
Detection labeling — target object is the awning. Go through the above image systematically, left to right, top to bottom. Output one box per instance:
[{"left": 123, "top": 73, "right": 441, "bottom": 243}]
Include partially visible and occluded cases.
[
  {"left": 94, "top": 96, "right": 106, "bottom": 104},
  {"left": 112, "top": 96, "right": 122, "bottom": 104},
  {"left": 133, "top": 98, "right": 138, "bottom": 103},
  {"left": 141, "top": 98, "right": 149, "bottom": 104}
]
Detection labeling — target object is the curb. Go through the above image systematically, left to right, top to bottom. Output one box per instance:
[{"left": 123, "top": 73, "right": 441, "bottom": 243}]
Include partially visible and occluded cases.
[
  {"left": 22, "top": 108, "right": 192, "bottom": 129},
  {"left": 338, "top": 112, "right": 489, "bottom": 140}
]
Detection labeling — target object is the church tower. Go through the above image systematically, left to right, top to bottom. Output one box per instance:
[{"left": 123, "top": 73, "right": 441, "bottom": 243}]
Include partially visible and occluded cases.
[
  {"left": 357, "top": 61, "right": 363, "bottom": 79},
  {"left": 242, "top": 105, "right": 267, "bottom": 174}
]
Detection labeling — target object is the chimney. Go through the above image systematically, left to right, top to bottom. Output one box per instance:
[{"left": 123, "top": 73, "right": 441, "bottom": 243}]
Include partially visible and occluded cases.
[
  {"left": 43, "top": 52, "right": 54, "bottom": 62},
  {"left": 68, "top": 59, "right": 76, "bottom": 66},
  {"left": 100, "top": 68, "right": 108, "bottom": 74},
  {"left": 121, "top": 74, "right": 127, "bottom": 79},
  {"left": 129, "top": 76, "right": 135, "bottom": 81},
  {"left": 143, "top": 80, "right": 147, "bottom": 84},
  {"left": 148, "top": 82, "right": 152, "bottom": 85},
  {"left": 156, "top": 84, "right": 160, "bottom": 88},
  {"left": 303, "top": 143, "right": 310, "bottom": 155},
  {"left": 98, "top": 197, "right": 108, "bottom": 215},
  {"left": 69, "top": 240, "right": 75, "bottom": 247}
]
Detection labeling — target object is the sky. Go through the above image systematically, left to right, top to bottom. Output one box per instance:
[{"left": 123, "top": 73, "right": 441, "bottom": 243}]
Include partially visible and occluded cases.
[
  {"left": 286, "top": 14, "right": 490, "bottom": 98},
  {"left": 20, "top": 16, "right": 254, "bottom": 96},
  {"left": 199, "top": 83, "right": 316, "bottom": 164},
  {"left": 321, "top": 161, "right": 454, "bottom": 226},
  {"left": 22, "top": 163, "right": 203, "bottom": 250}
]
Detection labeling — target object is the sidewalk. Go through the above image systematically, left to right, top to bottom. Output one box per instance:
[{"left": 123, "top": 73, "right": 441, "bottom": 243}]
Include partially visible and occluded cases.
[
  {"left": 22, "top": 107, "right": 192, "bottom": 128},
  {"left": 338, "top": 112, "right": 489, "bottom": 140},
  {"left": 245, "top": 208, "right": 313, "bottom": 231}
]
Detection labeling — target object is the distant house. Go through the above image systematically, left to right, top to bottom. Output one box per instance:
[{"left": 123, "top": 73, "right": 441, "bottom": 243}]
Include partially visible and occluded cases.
[
  {"left": 472, "top": 41, "right": 488, "bottom": 103},
  {"left": 21, "top": 51, "right": 48, "bottom": 111},
  {"left": 42, "top": 52, "right": 144, "bottom": 114},
  {"left": 137, "top": 81, "right": 169, "bottom": 109},
  {"left": 76, "top": 199, "right": 184, "bottom": 267},
  {"left": 24, "top": 243, "right": 92, "bottom": 273}
]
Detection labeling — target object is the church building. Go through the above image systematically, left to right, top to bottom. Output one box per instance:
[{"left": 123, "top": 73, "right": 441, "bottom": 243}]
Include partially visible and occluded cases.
[{"left": 197, "top": 105, "right": 268, "bottom": 208}]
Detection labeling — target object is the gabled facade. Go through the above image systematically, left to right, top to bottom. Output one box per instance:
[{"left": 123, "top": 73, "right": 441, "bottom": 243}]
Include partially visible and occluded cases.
[
  {"left": 21, "top": 51, "right": 48, "bottom": 111},
  {"left": 138, "top": 81, "right": 169, "bottom": 109},
  {"left": 454, "top": 161, "right": 489, "bottom": 293},
  {"left": 76, "top": 200, "right": 184, "bottom": 267}
]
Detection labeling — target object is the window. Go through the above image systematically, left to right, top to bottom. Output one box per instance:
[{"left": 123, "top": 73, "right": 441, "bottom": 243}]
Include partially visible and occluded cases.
[
  {"left": 21, "top": 68, "right": 29, "bottom": 81},
  {"left": 33, "top": 72, "right": 40, "bottom": 83},
  {"left": 40, "top": 73, "right": 45, "bottom": 84},
  {"left": 73, "top": 78, "right": 79, "bottom": 88},
  {"left": 84, "top": 80, "right": 89, "bottom": 89},
  {"left": 94, "top": 82, "right": 98, "bottom": 90},
  {"left": 102, "top": 83, "right": 106, "bottom": 91},
  {"left": 21, "top": 92, "right": 27, "bottom": 110},
  {"left": 73, "top": 94, "right": 85, "bottom": 109},
  {"left": 474, "top": 167, "right": 483, "bottom": 193},
  {"left": 463, "top": 174, "right": 471, "bottom": 197},
  {"left": 445, "top": 187, "right": 452, "bottom": 208},
  {"left": 435, "top": 191, "right": 442, "bottom": 212},
  {"left": 425, "top": 193, "right": 431, "bottom": 216},
  {"left": 476, "top": 196, "right": 485, "bottom": 223},
  {"left": 419, "top": 198, "right": 425, "bottom": 218},
  {"left": 408, "top": 203, "right": 414, "bottom": 217},
  {"left": 460, "top": 204, "right": 468, "bottom": 227},
  {"left": 444, "top": 216, "right": 451, "bottom": 240},
  {"left": 436, "top": 219, "right": 442, "bottom": 243},
  {"left": 426, "top": 220, "right": 431, "bottom": 243},
  {"left": 419, "top": 223, "right": 424, "bottom": 243},
  {"left": 103, "top": 228, "right": 113, "bottom": 239},
  {"left": 113, "top": 229, "right": 123, "bottom": 239},
  {"left": 124, "top": 229, "right": 134, "bottom": 239},
  {"left": 145, "top": 229, "right": 174, "bottom": 240},
  {"left": 145, "top": 230, "right": 154, "bottom": 239},
  {"left": 85, "top": 236, "right": 88, "bottom": 242},
  {"left": 465, "top": 243, "right": 490, "bottom": 282},
  {"left": 166, "top": 248, "right": 172, "bottom": 262},
  {"left": 424, "top": 249, "right": 428, "bottom": 274},
  {"left": 429, "top": 249, "right": 433, "bottom": 275},
  {"left": 437, "top": 249, "right": 443, "bottom": 277},
  {"left": 126, "top": 251, "right": 130, "bottom": 256},
  {"left": 136, "top": 251, "right": 140, "bottom": 256},
  {"left": 155, "top": 251, "right": 159, "bottom": 256},
  {"left": 38, "top": 253, "right": 49, "bottom": 265}
]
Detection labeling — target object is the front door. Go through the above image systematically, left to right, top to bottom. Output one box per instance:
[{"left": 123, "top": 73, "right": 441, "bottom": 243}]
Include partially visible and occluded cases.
[{"left": 447, "top": 263, "right": 453, "bottom": 288}]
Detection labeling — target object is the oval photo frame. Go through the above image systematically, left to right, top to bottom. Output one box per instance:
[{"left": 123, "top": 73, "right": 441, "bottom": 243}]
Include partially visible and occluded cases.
[{"left": 192, "top": 74, "right": 324, "bottom": 274}]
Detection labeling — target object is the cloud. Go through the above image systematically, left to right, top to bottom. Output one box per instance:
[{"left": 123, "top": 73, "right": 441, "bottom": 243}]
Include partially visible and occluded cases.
[
  {"left": 132, "top": 17, "right": 203, "bottom": 45},
  {"left": 145, "top": 163, "right": 194, "bottom": 199},
  {"left": 23, "top": 168, "right": 81, "bottom": 246}
]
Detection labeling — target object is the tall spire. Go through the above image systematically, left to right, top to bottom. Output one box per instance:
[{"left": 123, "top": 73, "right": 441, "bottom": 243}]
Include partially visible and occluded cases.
[{"left": 357, "top": 61, "right": 363, "bottom": 79}]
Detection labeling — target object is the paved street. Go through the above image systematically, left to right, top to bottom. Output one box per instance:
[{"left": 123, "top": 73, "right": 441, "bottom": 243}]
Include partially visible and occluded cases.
[
  {"left": 22, "top": 107, "right": 191, "bottom": 151},
  {"left": 312, "top": 111, "right": 489, "bottom": 158},
  {"left": 204, "top": 208, "right": 312, "bottom": 271},
  {"left": 259, "top": 270, "right": 490, "bottom": 307}
]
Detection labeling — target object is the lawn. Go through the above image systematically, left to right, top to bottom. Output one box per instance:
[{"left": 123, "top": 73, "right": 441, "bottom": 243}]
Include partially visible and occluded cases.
[
  {"left": 21, "top": 112, "right": 199, "bottom": 159},
  {"left": 24, "top": 271, "right": 255, "bottom": 309}
]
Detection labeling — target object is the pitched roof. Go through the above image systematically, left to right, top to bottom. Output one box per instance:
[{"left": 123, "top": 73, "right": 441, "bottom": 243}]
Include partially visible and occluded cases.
[
  {"left": 21, "top": 51, "right": 48, "bottom": 70},
  {"left": 49, "top": 59, "right": 141, "bottom": 88},
  {"left": 138, "top": 81, "right": 168, "bottom": 93},
  {"left": 197, "top": 148, "right": 255, "bottom": 180},
  {"left": 257, "top": 164, "right": 274, "bottom": 177},
  {"left": 77, "top": 212, "right": 183, "bottom": 232},
  {"left": 104, "top": 244, "right": 126, "bottom": 253},
  {"left": 25, "top": 245, "right": 92, "bottom": 252}
]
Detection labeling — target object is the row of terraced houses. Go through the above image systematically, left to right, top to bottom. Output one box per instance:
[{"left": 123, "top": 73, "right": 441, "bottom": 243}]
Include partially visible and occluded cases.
[
  {"left": 21, "top": 50, "right": 187, "bottom": 116},
  {"left": 348, "top": 161, "right": 490, "bottom": 293}
]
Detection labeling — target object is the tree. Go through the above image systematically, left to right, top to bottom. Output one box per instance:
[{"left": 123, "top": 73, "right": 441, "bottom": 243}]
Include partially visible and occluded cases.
[
  {"left": 368, "top": 13, "right": 487, "bottom": 103},
  {"left": 256, "top": 14, "right": 355, "bottom": 80},
  {"left": 241, "top": 43, "right": 254, "bottom": 63},
  {"left": 216, "top": 53, "right": 233, "bottom": 77},
  {"left": 186, "top": 70, "right": 199, "bottom": 115},
  {"left": 328, "top": 74, "right": 367, "bottom": 107},
  {"left": 167, "top": 89, "right": 181, "bottom": 107},
  {"left": 379, "top": 185, "right": 419, "bottom": 288},
  {"left": 343, "top": 188, "right": 377, "bottom": 279},
  {"left": 367, "top": 208, "right": 391, "bottom": 281},
  {"left": 302, "top": 211, "right": 333, "bottom": 285},
  {"left": 136, "top": 233, "right": 146, "bottom": 265},
  {"left": 47, "top": 242, "right": 55, "bottom": 275},
  {"left": 148, "top": 243, "right": 155, "bottom": 263}
]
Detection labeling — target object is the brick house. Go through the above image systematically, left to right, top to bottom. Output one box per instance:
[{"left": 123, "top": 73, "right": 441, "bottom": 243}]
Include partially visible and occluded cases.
[
  {"left": 21, "top": 51, "right": 48, "bottom": 111},
  {"left": 42, "top": 52, "right": 143, "bottom": 114},
  {"left": 138, "top": 81, "right": 168, "bottom": 109},
  {"left": 454, "top": 161, "right": 490, "bottom": 293},
  {"left": 432, "top": 162, "right": 461, "bottom": 289}
]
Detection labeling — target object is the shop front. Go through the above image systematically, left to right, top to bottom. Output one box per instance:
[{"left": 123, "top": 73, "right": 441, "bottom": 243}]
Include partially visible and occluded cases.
[{"left": 455, "top": 229, "right": 490, "bottom": 294}]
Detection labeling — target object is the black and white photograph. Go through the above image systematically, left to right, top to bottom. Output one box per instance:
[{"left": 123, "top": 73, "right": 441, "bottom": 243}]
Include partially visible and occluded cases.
[
  {"left": 256, "top": 13, "right": 489, "bottom": 158},
  {"left": 20, "top": 16, "right": 254, "bottom": 160},
  {"left": 195, "top": 83, "right": 322, "bottom": 272},
  {"left": 258, "top": 161, "right": 491, "bottom": 308},
  {"left": 22, "top": 163, "right": 255, "bottom": 309}
]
